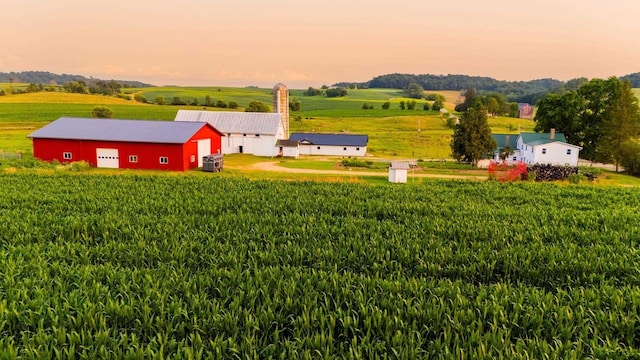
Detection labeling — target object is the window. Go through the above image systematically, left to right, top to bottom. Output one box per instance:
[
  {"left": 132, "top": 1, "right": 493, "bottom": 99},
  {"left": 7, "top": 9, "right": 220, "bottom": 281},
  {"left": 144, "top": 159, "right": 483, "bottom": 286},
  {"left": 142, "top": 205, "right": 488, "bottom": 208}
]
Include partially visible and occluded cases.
[
  {"left": 243, "top": 134, "right": 247, "bottom": 137},
  {"left": 255, "top": 134, "right": 260, "bottom": 137},
  {"left": 317, "top": 146, "right": 321, "bottom": 150},
  {"left": 343, "top": 147, "right": 347, "bottom": 151},
  {"left": 356, "top": 147, "right": 360, "bottom": 151},
  {"left": 542, "top": 148, "right": 547, "bottom": 154},
  {"left": 567, "top": 149, "right": 572, "bottom": 155},
  {"left": 63, "top": 152, "right": 72, "bottom": 160},
  {"left": 129, "top": 155, "right": 138, "bottom": 163},
  {"left": 190, "top": 155, "right": 196, "bottom": 163},
  {"left": 512, "top": 156, "right": 517, "bottom": 161},
  {"left": 159, "top": 157, "right": 169, "bottom": 164}
]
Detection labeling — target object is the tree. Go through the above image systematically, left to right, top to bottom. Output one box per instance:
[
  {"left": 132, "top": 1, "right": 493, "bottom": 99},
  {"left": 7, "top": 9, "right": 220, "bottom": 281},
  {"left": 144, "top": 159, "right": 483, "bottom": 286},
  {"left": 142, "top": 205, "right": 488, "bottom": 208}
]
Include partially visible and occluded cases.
[
  {"left": 598, "top": 80, "right": 640, "bottom": 171},
  {"left": 63, "top": 81, "right": 89, "bottom": 94},
  {"left": 404, "top": 82, "right": 424, "bottom": 99},
  {"left": 303, "top": 87, "right": 323, "bottom": 96},
  {"left": 325, "top": 87, "right": 348, "bottom": 98},
  {"left": 454, "top": 88, "right": 477, "bottom": 112},
  {"left": 134, "top": 94, "right": 147, "bottom": 103},
  {"left": 204, "top": 95, "right": 213, "bottom": 106},
  {"left": 155, "top": 96, "right": 165, "bottom": 105},
  {"left": 171, "top": 97, "right": 185, "bottom": 105},
  {"left": 289, "top": 98, "right": 301, "bottom": 111},
  {"left": 431, "top": 99, "right": 444, "bottom": 111},
  {"left": 215, "top": 100, "right": 227, "bottom": 108},
  {"left": 407, "top": 100, "right": 417, "bottom": 110},
  {"left": 228, "top": 101, "right": 239, "bottom": 109},
  {"left": 245, "top": 101, "right": 270, "bottom": 112},
  {"left": 399, "top": 101, "right": 405, "bottom": 110},
  {"left": 450, "top": 101, "right": 496, "bottom": 166},
  {"left": 381, "top": 102, "right": 390, "bottom": 109},
  {"left": 91, "top": 106, "right": 113, "bottom": 118},
  {"left": 619, "top": 141, "right": 640, "bottom": 176},
  {"left": 499, "top": 146, "right": 515, "bottom": 162}
]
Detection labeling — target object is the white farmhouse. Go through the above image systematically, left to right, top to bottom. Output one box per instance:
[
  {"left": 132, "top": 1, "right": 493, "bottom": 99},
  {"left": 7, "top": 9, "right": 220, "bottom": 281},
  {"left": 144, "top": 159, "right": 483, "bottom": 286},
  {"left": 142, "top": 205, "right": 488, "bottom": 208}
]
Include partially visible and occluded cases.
[
  {"left": 175, "top": 110, "right": 286, "bottom": 157},
  {"left": 492, "top": 129, "right": 582, "bottom": 166},
  {"left": 289, "top": 133, "right": 368, "bottom": 156}
]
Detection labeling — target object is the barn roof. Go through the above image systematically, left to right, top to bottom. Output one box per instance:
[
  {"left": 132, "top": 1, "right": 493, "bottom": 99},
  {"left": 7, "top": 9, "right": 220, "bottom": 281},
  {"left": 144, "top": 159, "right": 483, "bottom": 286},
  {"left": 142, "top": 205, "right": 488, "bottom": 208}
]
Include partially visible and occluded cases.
[
  {"left": 175, "top": 110, "right": 282, "bottom": 135},
  {"left": 28, "top": 117, "right": 219, "bottom": 144},
  {"left": 289, "top": 133, "right": 368, "bottom": 147},
  {"left": 276, "top": 139, "right": 299, "bottom": 147}
]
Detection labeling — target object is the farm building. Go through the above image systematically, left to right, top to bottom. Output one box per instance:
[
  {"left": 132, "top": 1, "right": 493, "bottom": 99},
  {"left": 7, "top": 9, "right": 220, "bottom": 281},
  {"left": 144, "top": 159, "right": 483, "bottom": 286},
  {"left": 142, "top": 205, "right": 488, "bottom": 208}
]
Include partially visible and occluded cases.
[
  {"left": 174, "top": 83, "right": 291, "bottom": 157},
  {"left": 518, "top": 103, "right": 534, "bottom": 119},
  {"left": 175, "top": 110, "right": 286, "bottom": 157},
  {"left": 28, "top": 117, "right": 223, "bottom": 171},
  {"left": 492, "top": 129, "right": 582, "bottom": 166},
  {"left": 289, "top": 133, "right": 368, "bottom": 156},
  {"left": 275, "top": 139, "right": 300, "bottom": 158},
  {"left": 388, "top": 161, "right": 410, "bottom": 183}
]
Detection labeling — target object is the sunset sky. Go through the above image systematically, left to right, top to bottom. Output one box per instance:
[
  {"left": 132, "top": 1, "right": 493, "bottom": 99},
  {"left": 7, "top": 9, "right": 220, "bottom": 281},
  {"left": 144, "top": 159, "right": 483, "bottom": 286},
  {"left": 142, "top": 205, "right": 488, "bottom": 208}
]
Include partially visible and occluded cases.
[{"left": 2, "top": 0, "right": 639, "bottom": 88}]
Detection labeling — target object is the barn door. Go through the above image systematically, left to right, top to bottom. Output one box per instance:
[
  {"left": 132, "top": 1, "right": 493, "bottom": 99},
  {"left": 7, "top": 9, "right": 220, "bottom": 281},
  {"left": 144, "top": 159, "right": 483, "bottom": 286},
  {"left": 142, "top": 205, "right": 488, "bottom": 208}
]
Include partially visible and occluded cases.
[
  {"left": 197, "top": 139, "right": 211, "bottom": 167},
  {"left": 96, "top": 148, "right": 119, "bottom": 168}
]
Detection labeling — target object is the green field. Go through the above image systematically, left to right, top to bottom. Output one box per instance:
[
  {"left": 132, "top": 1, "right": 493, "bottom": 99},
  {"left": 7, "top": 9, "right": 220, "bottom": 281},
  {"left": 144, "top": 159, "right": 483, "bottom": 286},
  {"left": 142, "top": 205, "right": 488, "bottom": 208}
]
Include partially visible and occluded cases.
[
  {"left": 0, "top": 87, "right": 536, "bottom": 159},
  {"left": 1, "top": 173, "right": 639, "bottom": 357}
]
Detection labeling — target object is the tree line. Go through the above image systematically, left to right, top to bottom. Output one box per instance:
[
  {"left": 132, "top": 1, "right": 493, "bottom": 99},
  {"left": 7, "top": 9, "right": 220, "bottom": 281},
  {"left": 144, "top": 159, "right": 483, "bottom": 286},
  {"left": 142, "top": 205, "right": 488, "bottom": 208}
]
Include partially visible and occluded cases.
[
  {"left": 0, "top": 71, "right": 152, "bottom": 88},
  {"left": 335, "top": 72, "right": 640, "bottom": 104},
  {"left": 534, "top": 77, "right": 640, "bottom": 172}
]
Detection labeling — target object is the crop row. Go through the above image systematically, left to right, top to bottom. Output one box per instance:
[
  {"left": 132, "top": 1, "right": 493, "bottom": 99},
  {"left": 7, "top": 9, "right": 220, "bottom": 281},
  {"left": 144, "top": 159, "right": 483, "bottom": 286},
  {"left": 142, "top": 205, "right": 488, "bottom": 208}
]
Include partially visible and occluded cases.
[{"left": 1, "top": 173, "right": 639, "bottom": 358}]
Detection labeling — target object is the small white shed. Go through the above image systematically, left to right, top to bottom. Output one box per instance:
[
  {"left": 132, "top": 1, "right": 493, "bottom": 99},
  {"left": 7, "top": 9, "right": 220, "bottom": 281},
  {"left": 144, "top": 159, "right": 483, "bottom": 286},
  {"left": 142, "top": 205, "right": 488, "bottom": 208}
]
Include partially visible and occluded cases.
[{"left": 389, "top": 161, "right": 410, "bottom": 183}]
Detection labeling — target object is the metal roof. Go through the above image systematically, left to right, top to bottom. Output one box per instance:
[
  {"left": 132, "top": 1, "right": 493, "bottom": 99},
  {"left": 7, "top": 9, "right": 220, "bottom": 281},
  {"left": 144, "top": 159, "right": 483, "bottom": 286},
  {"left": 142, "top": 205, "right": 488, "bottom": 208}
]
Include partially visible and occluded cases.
[
  {"left": 175, "top": 110, "right": 282, "bottom": 135},
  {"left": 28, "top": 117, "right": 214, "bottom": 144},
  {"left": 519, "top": 132, "right": 567, "bottom": 144},
  {"left": 289, "top": 133, "right": 368, "bottom": 147},
  {"left": 492, "top": 134, "right": 518, "bottom": 149},
  {"left": 276, "top": 139, "right": 299, "bottom": 147},
  {"left": 390, "top": 161, "right": 410, "bottom": 170}
]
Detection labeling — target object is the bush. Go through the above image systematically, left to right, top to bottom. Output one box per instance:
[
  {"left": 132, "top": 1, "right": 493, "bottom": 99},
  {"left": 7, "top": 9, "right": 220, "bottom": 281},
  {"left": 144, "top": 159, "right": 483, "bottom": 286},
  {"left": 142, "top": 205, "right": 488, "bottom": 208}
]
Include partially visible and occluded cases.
[
  {"left": 134, "top": 94, "right": 147, "bottom": 103},
  {"left": 228, "top": 101, "right": 239, "bottom": 109},
  {"left": 381, "top": 102, "right": 390, "bottom": 110},
  {"left": 91, "top": 106, "right": 113, "bottom": 118},
  {"left": 620, "top": 141, "right": 640, "bottom": 176}
]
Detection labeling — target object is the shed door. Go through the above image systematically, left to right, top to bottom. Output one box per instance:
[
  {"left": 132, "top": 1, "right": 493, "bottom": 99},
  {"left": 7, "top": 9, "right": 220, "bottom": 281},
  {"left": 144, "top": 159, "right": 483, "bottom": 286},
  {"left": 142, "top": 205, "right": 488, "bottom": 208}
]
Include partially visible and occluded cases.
[
  {"left": 197, "top": 139, "right": 211, "bottom": 167},
  {"left": 96, "top": 148, "right": 119, "bottom": 168}
]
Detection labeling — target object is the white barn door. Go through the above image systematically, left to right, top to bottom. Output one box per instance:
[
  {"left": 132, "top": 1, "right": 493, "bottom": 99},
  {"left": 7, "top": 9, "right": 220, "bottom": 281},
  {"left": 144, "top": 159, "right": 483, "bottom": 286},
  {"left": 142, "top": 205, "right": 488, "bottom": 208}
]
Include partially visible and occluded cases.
[
  {"left": 197, "top": 139, "right": 211, "bottom": 167},
  {"left": 96, "top": 148, "right": 119, "bottom": 168}
]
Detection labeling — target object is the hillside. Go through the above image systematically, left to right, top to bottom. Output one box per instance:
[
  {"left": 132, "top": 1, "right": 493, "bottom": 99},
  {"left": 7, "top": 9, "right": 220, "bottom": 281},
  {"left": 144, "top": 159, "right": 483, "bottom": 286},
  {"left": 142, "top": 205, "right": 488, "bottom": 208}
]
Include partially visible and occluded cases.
[
  {"left": 0, "top": 71, "right": 153, "bottom": 88},
  {"left": 337, "top": 72, "right": 640, "bottom": 104}
]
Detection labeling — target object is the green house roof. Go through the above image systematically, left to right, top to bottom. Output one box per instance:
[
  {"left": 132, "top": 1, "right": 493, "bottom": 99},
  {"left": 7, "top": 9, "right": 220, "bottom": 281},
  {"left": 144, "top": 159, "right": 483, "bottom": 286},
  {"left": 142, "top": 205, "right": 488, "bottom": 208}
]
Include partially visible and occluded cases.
[
  {"left": 519, "top": 132, "right": 567, "bottom": 144},
  {"left": 492, "top": 134, "right": 518, "bottom": 150}
]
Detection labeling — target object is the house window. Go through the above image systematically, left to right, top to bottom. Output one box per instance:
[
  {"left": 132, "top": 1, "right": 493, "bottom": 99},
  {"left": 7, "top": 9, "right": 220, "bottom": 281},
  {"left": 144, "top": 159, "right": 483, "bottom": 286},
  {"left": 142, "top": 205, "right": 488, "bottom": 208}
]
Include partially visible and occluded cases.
[
  {"left": 243, "top": 134, "right": 247, "bottom": 137},
  {"left": 542, "top": 148, "right": 547, "bottom": 154},
  {"left": 567, "top": 149, "right": 572, "bottom": 155},
  {"left": 63, "top": 152, "right": 72, "bottom": 160},
  {"left": 129, "top": 155, "right": 138, "bottom": 163},
  {"left": 190, "top": 155, "right": 196, "bottom": 163},
  {"left": 512, "top": 156, "right": 517, "bottom": 161},
  {"left": 159, "top": 157, "right": 169, "bottom": 164}
]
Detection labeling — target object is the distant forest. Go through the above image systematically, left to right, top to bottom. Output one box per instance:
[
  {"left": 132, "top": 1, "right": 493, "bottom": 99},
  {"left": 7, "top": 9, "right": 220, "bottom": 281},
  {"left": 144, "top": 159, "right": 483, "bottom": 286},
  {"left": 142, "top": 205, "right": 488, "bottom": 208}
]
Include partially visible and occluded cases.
[
  {"left": 0, "top": 71, "right": 153, "bottom": 88},
  {"left": 336, "top": 72, "right": 640, "bottom": 104}
]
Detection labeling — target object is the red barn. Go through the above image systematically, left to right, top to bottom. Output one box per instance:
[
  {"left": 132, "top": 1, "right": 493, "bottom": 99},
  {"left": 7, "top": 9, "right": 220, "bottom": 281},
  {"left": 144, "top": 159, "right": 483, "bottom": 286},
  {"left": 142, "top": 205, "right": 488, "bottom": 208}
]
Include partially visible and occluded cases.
[{"left": 28, "top": 117, "right": 223, "bottom": 171}]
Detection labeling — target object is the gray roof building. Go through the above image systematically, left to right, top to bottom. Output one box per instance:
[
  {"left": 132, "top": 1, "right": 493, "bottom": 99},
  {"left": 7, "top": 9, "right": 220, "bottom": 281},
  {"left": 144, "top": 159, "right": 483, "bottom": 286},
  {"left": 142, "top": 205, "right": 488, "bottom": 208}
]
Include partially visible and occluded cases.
[
  {"left": 175, "top": 110, "right": 282, "bottom": 136},
  {"left": 28, "top": 117, "right": 219, "bottom": 143},
  {"left": 289, "top": 133, "right": 368, "bottom": 147}
]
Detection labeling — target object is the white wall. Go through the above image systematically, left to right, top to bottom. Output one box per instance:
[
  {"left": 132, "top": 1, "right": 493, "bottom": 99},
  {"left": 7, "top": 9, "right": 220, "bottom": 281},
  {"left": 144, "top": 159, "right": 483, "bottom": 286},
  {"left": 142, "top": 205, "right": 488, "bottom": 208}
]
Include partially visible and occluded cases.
[
  {"left": 222, "top": 134, "right": 279, "bottom": 156},
  {"left": 531, "top": 142, "right": 580, "bottom": 166},
  {"left": 298, "top": 145, "right": 366, "bottom": 157},
  {"left": 389, "top": 168, "right": 407, "bottom": 183}
]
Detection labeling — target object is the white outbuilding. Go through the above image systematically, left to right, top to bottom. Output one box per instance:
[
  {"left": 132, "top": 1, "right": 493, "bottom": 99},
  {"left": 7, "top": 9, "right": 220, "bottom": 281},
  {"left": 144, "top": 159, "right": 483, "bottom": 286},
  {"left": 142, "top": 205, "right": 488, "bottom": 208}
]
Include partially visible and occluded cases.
[
  {"left": 175, "top": 110, "right": 286, "bottom": 157},
  {"left": 388, "top": 161, "right": 410, "bottom": 183}
]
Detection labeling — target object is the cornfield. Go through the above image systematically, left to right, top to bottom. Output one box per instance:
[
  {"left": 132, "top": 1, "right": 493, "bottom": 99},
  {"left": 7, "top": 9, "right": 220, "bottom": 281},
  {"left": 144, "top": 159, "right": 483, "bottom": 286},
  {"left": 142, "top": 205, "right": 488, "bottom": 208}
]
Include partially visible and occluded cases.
[{"left": 1, "top": 173, "right": 639, "bottom": 358}]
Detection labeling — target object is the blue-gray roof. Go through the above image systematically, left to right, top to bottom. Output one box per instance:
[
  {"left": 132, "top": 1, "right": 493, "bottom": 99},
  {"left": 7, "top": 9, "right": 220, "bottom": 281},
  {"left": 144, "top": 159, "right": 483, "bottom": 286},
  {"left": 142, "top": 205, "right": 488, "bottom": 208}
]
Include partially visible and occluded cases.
[
  {"left": 175, "top": 110, "right": 282, "bottom": 135},
  {"left": 28, "top": 117, "right": 215, "bottom": 144},
  {"left": 289, "top": 133, "right": 368, "bottom": 147},
  {"left": 492, "top": 134, "right": 518, "bottom": 150}
]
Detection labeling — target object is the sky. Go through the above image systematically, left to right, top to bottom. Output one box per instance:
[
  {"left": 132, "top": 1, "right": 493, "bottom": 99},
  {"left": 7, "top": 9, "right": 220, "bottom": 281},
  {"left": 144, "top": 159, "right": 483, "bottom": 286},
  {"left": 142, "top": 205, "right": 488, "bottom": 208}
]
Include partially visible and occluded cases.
[{"left": 1, "top": 0, "right": 639, "bottom": 88}]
